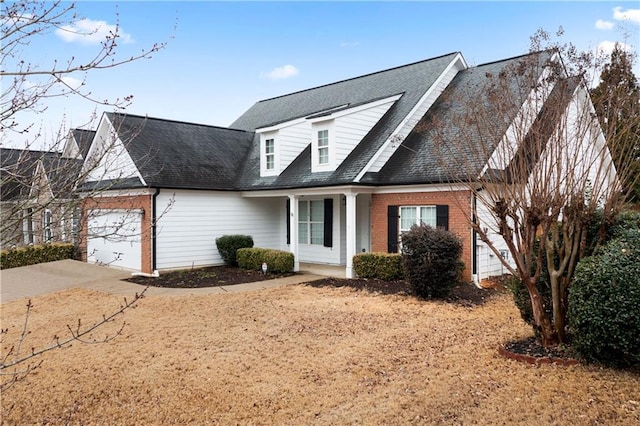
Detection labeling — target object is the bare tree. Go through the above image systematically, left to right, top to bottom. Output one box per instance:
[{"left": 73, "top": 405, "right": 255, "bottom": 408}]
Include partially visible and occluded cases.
[
  {"left": 0, "top": 1, "right": 173, "bottom": 257},
  {"left": 0, "top": 1, "right": 171, "bottom": 390},
  {"left": 425, "top": 29, "right": 639, "bottom": 347},
  {"left": 0, "top": 288, "right": 147, "bottom": 392}
]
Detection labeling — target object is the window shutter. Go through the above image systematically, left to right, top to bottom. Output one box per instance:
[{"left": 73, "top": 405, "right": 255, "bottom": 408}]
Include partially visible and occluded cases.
[
  {"left": 323, "top": 198, "right": 333, "bottom": 247},
  {"left": 286, "top": 199, "right": 290, "bottom": 245},
  {"left": 387, "top": 205, "right": 399, "bottom": 253},
  {"left": 436, "top": 205, "right": 449, "bottom": 230}
]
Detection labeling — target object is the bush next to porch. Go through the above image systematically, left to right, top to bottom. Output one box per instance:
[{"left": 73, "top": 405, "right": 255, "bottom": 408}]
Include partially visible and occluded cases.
[
  {"left": 401, "top": 224, "right": 464, "bottom": 299},
  {"left": 215, "top": 235, "right": 254, "bottom": 266},
  {"left": 1, "top": 243, "right": 75, "bottom": 269},
  {"left": 237, "top": 248, "right": 294, "bottom": 273},
  {"left": 352, "top": 253, "right": 404, "bottom": 280}
]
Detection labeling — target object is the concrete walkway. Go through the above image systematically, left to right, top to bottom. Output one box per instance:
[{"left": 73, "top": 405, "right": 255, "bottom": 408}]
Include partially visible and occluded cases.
[{"left": 1, "top": 260, "right": 327, "bottom": 303}]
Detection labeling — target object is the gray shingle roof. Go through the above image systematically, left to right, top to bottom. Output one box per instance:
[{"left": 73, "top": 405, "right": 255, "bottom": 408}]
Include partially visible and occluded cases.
[
  {"left": 362, "top": 51, "right": 555, "bottom": 185},
  {"left": 232, "top": 52, "right": 461, "bottom": 190},
  {"left": 104, "top": 113, "right": 255, "bottom": 190},
  {"left": 72, "top": 129, "right": 96, "bottom": 159},
  {"left": 1, "top": 148, "right": 82, "bottom": 201}
]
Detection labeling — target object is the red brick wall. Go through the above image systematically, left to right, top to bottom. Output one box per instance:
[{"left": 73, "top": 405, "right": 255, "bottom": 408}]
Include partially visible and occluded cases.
[
  {"left": 371, "top": 190, "right": 474, "bottom": 281},
  {"left": 81, "top": 195, "right": 153, "bottom": 273}
]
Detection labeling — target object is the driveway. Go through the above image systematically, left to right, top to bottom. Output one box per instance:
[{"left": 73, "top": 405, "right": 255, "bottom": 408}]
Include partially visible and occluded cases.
[{"left": 1, "top": 260, "right": 324, "bottom": 303}]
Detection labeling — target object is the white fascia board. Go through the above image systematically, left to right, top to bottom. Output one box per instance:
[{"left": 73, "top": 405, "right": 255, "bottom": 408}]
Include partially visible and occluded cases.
[
  {"left": 354, "top": 53, "right": 467, "bottom": 182},
  {"left": 480, "top": 58, "right": 560, "bottom": 177},
  {"left": 306, "top": 95, "right": 403, "bottom": 124},
  {"left": 256, "top": 116, "right": 309, "bottom": 134},
  {"left": 372, "top": 183, "right": 471, "bottom": 194},
  {"left": 240, "top": 185, "right": 377, "bottom": 198},
  {"left": 80, "top": 188, "right": 156, "bottom": 197}
]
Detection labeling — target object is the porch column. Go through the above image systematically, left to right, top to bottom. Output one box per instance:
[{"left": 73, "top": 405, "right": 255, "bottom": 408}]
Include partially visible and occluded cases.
[
  {"left": 345, "top": 193, "right": 357, "bottom": 278},
  {"left": 288, "top": 194, "right": 300, "bottom": 272}
]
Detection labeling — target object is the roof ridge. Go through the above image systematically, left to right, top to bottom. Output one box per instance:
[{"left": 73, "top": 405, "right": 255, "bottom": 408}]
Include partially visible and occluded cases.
[
  {"left": 473, "top": 50, "right": 550, "bottom": 68},
  {"left": 256, "top": 52, "right": 461, "bottom": 103},
  {"left": 106, "top": 112, "right": 254, "bottom": 134}
]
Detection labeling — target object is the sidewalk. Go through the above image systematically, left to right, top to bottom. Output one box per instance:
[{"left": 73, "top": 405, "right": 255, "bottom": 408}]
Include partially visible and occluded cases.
[{"left": 1, "top": 260, "right": 326, "bottom": 303}]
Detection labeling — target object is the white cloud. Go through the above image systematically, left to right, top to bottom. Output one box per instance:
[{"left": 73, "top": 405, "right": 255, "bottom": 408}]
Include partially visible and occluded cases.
[
  {"left": 612, "top": 6, "right": 640, "bottom": 24},
  {"left": 55, "top": 18, "right": 134, "bottom": 45},
  {"left": 595, "top": 19, "right": 615, "bottom": 30},
  {"left": 595, "top": 40, "right": 633, "bottom": 57},
  {"left": 340, "top": 41, "right": 361, "bottom": 48},
  {"left": 261, "top": 64, "right": 299, "bottom": 80},
  {"left": 59, "top": 76, "right": 84, "bottom": 91}
]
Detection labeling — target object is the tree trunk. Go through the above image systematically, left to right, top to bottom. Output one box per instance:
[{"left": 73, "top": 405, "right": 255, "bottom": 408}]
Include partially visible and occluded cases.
[{"left": 524, "top": 277, "right": 558, "bottom": 347}]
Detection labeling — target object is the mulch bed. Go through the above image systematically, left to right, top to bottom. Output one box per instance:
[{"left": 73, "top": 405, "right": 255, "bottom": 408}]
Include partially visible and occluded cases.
[{"left": 125, "top": 265, "right": 296, "bottom": 288}]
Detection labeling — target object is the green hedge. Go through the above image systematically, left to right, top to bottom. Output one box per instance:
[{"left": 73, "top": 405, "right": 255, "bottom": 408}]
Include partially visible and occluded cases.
[
  {"left": 568, "top": 229, "right": 640, "bottom": 367},
  {"left": 215, "top": 235, "right": 254, "bottom": 266},
  {"left": 1, "top": 243, "right": 75, "bottom": 269},
  {"left": 236, "top": 248, "right": 294, "bottom": 273},
  {"left": 352, "top": 253, "right": 404, "bottom": 280}
]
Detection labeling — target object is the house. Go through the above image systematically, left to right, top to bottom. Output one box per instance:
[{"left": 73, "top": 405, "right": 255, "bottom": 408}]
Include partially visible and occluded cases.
[
  {"left": 78, "top": 50, "right": 615, "bottom": 281},
  {"left": 0, "top": 129, "right": 94, "bottom": 248}
]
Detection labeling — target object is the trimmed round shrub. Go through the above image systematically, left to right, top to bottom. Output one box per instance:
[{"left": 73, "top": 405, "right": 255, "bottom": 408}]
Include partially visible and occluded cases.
[
  {"left": 401, "top": 224, "right": 463, "bottom": 298},
  {"left": 568, "top": 228, "right": 640, "bottom": 367},
  {"left": 215, "top": 235, "right": 254, "bottom": 266},
  {"left": 236, "top": 247, "right": 294, "bottom": 273},
  {"left": 352, "top": 253, "right": 403, "bottom": 280}
]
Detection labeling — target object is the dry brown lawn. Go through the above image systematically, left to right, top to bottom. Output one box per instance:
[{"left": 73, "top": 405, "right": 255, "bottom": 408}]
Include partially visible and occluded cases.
[{"left": 1, "top": 284, "right": 639, "bottom": 424}]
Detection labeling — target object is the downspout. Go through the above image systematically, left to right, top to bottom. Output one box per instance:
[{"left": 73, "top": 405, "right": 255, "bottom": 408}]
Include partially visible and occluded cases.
[{"left": 152, "top": 187, "right": 159, "bottom": 272}]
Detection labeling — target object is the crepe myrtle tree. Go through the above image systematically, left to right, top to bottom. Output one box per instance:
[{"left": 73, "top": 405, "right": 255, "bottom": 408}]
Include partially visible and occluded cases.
[
  {"left": 0, "top": 0, "right": 174, "bottom": 257},
  {"left": 424, "top": 29, "right": 639, "bottom": 347}
]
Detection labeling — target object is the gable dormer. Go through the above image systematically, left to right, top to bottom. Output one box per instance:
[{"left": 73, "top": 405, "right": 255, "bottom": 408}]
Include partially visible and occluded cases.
[
  {"left": 256, "top": 94, "right": 403, "bottom": 177},
  {"left": 81, "top": 114, "right": 146, "bottom": 186}
]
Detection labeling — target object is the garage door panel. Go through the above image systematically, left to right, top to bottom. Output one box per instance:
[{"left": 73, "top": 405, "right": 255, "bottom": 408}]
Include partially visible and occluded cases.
[{"left": 87, "top": 211, "right": 141, "bottom": 271}]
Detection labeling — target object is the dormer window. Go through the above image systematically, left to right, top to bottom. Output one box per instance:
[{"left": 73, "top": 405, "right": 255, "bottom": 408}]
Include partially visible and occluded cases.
[
  {"left": 317, "top": 130, "right": 329, "bottom": 165},
  {"left": 259, "top": 132, "right": 279, "bottom": 176},
  {"left": 265, "top": 138, "right": 275, "bottom": 170}
]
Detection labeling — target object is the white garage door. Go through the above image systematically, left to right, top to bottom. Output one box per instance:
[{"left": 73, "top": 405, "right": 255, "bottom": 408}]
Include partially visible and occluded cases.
[{"left": 87, "top": 210, "right": 142, "bottom": 271}]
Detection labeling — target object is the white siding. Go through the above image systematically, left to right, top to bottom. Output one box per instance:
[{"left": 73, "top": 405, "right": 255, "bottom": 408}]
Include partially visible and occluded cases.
[
  {"left": 83, "top": 116, "right": 143, "bottom": 184},
  {"left": 278, "top": 122, "right": 311, "bottom": 170},
  {"left": 155, "top": 190, "right": 283, "bottom": 270},
  {"left": 475, "top": 200, "right": 514, "bottom": 281}
]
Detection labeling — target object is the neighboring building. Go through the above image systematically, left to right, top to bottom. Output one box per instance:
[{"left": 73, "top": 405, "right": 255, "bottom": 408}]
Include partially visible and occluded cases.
[
  {"left": 78, "top": 50, "right": 615, "bottom": 282},
  {"left": 0, "top": 130, "right": 94, "bottom": 249}
]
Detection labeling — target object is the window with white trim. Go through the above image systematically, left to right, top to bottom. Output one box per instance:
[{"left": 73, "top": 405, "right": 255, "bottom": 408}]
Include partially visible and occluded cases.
[
  {"left": 317, "top": 130, "right": 329, "bottom": 165},
  {"left": 265, "top": 138, "right": 275, "bottom": 170},
  {"left": 298, "top": 200, "right": 324, "bottom": 245},
  {"left": 400, "top": 206, "right": 437, "bottom": 231},
  {"left": 23, "top": 208, "right": 34, "bottom": 244},
  {"left": 43, "top": 209, "right": 53, "bottom": 242}
]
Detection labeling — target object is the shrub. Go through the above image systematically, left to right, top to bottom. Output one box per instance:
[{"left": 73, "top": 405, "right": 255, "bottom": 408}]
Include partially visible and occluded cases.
[
  {"left": 401, "top": 224, "right": 463, "bottom": 298},
  {"left": 568, "top": 228, "right": 640, "bottom": 367},
  {"left": 215, "top": 235, "right": 254, "bottom": 266},
  {"left": 1, "top": 243, "right": 75, "bottom": 269},
  {"left": 236, "top": 247, "right": 294, "bottom": 273},
  {"left": 352, "top": 253, "right": 403, "bottom": 280}
]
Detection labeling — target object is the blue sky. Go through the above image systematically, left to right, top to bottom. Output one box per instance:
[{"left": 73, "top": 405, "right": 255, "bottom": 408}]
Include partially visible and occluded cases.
[{"left": 4, "top": 1, "right": 640, "bottom": 149}]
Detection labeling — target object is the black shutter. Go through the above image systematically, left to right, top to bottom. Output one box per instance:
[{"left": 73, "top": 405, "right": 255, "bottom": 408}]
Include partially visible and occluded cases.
[
  {"left": 323, "top": 198, "right": 333, "bottom": 247},
  {"left": 286, "top": 199, "right": 291, "bottom": 245},
  {"left": 387, "top": 205, "right": 399, "bottom": 253},
  {"left": 436, "top": 205, "right": 449, "bottom": 230}
]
